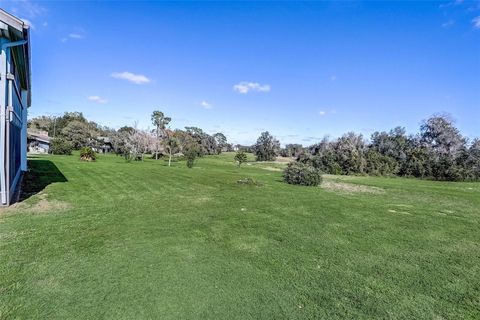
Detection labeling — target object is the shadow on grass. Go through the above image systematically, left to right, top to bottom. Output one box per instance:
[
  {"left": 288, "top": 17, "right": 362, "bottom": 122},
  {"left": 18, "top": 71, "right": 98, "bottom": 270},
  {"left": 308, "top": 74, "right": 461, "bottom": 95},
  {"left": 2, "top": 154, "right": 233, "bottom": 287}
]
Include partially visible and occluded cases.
[{"left": 18, "top": 159, "right": 68, "bottom": 202}]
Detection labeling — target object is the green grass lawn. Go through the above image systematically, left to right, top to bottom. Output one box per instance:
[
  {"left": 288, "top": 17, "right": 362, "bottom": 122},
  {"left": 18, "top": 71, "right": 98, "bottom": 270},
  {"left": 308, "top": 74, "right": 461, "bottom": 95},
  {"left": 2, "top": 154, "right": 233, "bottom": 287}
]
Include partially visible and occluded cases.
[{"left": 1, "top": 152, "right": 479, "bottom": 319}]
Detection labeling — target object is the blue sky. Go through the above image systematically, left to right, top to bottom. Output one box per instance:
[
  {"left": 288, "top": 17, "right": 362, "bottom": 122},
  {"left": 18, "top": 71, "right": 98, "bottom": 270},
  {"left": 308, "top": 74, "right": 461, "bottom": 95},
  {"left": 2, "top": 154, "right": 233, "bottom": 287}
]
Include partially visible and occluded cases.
[{"left": 2, "top": 0, "right": 480, "bottom": 145}]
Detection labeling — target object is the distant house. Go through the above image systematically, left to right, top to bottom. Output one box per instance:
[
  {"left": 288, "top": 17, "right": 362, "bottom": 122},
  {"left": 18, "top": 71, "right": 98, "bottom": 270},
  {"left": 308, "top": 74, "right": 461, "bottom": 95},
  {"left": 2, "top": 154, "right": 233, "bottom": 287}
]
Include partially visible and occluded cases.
[
  {"left": 0, "top": 9, "right": 31, "bottom": 205},
  {"left": 27, "top": 130, "right": 50, "bottom": 154},
  {"left": 95, "top": 136, "right": 113, "bottom": 154}
]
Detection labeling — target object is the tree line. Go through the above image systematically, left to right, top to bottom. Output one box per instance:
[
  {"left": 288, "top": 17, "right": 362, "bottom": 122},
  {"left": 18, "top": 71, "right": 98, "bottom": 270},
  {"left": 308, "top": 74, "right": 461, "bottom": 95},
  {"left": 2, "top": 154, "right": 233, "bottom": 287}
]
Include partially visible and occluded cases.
[
  {"left": 28, "top": 111, "right": 233, "bottom": 166},
  {"left": 29, "top": 112, "right": 479, "bottom": 180},
  {"left": 251, "top": 115, "right": 479, "bottom": 181}
]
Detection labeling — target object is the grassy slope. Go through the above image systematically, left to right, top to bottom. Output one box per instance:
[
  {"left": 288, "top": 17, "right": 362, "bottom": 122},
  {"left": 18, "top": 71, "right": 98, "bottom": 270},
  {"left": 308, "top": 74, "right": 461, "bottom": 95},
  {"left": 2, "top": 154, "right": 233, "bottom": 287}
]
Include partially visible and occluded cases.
[{"left": 1, "top": 152, "right": 479, "bottom": 319}]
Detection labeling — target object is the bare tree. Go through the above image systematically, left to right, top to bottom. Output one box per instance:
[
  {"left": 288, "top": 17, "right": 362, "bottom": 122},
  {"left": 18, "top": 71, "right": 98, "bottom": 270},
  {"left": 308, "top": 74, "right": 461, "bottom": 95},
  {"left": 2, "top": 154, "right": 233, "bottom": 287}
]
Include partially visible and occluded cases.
[
  {"left": 123, "top": 122, "right": 154, "bottom": 161},
  {"left": 164, "top": 136, "right": 179, "bottom": 167}
]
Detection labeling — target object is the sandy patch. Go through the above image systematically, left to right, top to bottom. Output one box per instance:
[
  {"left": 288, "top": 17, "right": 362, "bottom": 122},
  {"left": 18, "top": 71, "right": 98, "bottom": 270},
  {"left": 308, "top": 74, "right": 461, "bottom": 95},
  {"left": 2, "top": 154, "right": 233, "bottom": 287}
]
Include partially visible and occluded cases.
[
  {"left": 273, "top": 157, "right": 295, "bottom": 164},
  {"left": 261, "top": 166, "right": 282, "bottom": 172},
  {"left": 321, "top": 181, "right": 385, "bottom": 194},
  {"left": 3, "top": 193, "right": 71, "bottom": 214},
  {"left": 24, "top": 198, "right": 71, "bottom": 213}
]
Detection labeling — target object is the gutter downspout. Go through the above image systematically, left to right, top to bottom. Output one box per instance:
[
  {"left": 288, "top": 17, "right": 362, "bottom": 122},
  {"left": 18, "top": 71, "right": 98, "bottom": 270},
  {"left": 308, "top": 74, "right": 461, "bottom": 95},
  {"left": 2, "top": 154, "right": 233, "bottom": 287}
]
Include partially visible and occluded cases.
[{"left": 0, "top": 39, "right": 26, "bottom": 205}]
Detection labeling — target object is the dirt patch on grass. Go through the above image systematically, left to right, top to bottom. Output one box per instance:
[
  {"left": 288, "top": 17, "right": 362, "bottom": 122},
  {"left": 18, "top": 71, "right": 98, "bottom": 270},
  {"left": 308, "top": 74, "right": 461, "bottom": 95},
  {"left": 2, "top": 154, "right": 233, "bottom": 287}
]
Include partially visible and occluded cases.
[
  {"left": 273, "top": 157, "right": 295, "bottom": 164},
  {"left": 261, "top": 166, "right": 283, "bottom": 172},
  {"left": 321, "top": 181, "right": 385, "bottom": 194},
  {"left": 3, "top": 193, "right": 71, "bottom": 214},
  {"left": 27, "top": 199, "right": 71, "bottom": 213}
]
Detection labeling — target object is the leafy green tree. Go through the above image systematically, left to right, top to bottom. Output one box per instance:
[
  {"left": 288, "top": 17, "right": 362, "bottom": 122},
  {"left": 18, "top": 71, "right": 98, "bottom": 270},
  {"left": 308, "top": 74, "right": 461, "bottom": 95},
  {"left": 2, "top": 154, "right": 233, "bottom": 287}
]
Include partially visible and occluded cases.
[
  {"left": 151, "top": 110, "right": 171, "bottom": 160},
  {"left": 28, "top": 115, "right": 54, "bottom": 134},
  {"left": 419, "top": 115, "right": 467, "bottom": 180},
  {"left": 420, "top": 115, "right": 466, "bottom": 157},
  {"left": 61, "top": 120, "right": 92, "bottom": 149},
  {"left": 111, "top": 126, "right": 135, "bottom": 157},
  {"left": 185, "top": 126, "right": 219, "bottom": 155},
  {"left": 253, "top": 131, "right": 280, "bottom": 161},
  {"left": 333, "top": 132, "right": 367, "bottom": 174},
  {"left": 213, "top": 133, "right": 228, "bottom": 153},
  {"left": 49, "top": 138, "right": 73, "bottom": 155},
  {"left": 466, "top": 139, "right": 480, "bottom": 180},
  {"left": 185, "top": 143, "right": 200, "bottom": 168},
  {"left": 281, "top": 144, "right": 304, "bottom": 157},
  {"left": 364, "top": 149, "right": 397, "bottom": 176},
  {"left": 234, "top": 150, "right": 248, "bottom": 167}
]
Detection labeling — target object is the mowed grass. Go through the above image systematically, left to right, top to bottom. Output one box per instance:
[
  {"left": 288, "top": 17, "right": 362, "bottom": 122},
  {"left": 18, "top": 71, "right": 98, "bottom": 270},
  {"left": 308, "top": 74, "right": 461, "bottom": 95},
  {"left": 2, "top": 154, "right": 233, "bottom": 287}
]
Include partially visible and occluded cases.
[{"left": 1, "top": 152, "right": 479, "bottom": 319}]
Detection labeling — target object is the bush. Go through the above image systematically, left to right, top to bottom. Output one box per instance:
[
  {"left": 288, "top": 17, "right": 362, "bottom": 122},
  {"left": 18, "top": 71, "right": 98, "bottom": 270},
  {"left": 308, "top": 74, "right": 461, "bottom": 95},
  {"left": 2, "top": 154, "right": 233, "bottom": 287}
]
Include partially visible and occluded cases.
[
  {"left": 50, "top": 138, "right": 73, "bottom": 155},
  {"left": 80, "top": 147, "right": 96, "bottom": 161},
  {"left": 185, "top": 149, "right": 197, "bottom": 168},
  {"left": 234, "top": 150, "right": 248, "bottom": 167},
  {"left": 283, "top": 162, "right": 323, "bottom": 186}
]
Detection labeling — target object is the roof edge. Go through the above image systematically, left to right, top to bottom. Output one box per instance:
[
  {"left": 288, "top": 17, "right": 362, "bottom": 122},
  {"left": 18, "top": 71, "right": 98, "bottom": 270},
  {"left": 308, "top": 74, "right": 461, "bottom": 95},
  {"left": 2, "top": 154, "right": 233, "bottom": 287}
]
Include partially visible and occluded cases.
[{"left": 0, "top": 9, "right": 27, "bottom": 33}]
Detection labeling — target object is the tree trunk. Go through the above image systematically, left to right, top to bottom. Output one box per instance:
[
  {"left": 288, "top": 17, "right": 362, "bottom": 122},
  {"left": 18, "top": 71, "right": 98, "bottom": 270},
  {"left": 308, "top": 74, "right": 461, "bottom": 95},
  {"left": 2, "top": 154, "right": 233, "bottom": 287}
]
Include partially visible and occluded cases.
[
  {"left": 155, "top": 127, "right": 159, "bottom": 160},
  {"left": 168, "top": 152, "right": 172, "bottom": 167}
]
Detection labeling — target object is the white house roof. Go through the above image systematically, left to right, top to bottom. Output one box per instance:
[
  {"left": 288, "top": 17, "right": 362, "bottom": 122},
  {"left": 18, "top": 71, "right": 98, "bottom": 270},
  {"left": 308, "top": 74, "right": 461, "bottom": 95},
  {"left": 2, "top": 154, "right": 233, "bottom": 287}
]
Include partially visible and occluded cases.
[{"left": 0, "top": 9, "right": 26, "bottom": 33}]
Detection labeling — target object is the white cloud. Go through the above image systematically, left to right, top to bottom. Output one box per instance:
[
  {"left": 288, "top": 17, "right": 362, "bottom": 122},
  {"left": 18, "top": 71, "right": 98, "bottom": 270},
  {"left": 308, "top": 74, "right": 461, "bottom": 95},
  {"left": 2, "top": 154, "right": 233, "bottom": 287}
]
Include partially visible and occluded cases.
[
  {"left": 439, "top": 0, "right": 464, "bottom": 8},
  {"left": 10, "top": 1, "right": 47, "bottom": 19},
  {"left": 473, "top": 16, "right": 480, "bottom": 29},
  {"left": 442, "top": 19, "right": 455, "bottom": 28},
  {"left": 60, "top": 29, "right": 86, "bottom": 42},
  {"left": 69, "top": 33, "right": 85, "bottom": 39},
  {"left": 111, "top": 72, "right": 151, "bottom": 85},
  {"left": 233, "top": 81, "right": 271, "bottom": 94},
  {"left": 88, "top": 96, "right": 108, "bottom": 104},
  {"left": 200, "top": 101, "right": 213, "bottom": 109},
  {"left": 319, "top": 109, "right": 336, "bottom": 117}
]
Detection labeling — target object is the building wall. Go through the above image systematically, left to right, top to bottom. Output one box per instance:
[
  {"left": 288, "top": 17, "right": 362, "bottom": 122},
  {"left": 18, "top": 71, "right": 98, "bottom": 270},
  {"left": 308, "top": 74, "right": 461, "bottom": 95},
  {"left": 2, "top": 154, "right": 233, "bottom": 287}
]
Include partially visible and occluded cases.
[
  {"left": 0, "top": 37, "right": 29, "bottom": 205},
  {"left": 9, "top": 69, "right": 24, "bottom": 190}
]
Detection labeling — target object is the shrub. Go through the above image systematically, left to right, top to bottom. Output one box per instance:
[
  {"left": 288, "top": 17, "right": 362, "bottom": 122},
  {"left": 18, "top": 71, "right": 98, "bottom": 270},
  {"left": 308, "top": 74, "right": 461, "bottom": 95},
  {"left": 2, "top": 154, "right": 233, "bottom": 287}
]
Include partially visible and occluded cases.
[
  {"left": 50, "top": 138, "right": 73, "bottom": 155},
  {"left": 80, "top": 147, "right": 96, "bottom": 161},
  {"left": 185, "top": 149, "right": 197, "bottom": 168},
  {"left": 234, "top": 150, "right": 248, "bottom": 167},
  {"left": 283, "top": 162, "right": 323, "bottom": 186}
]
